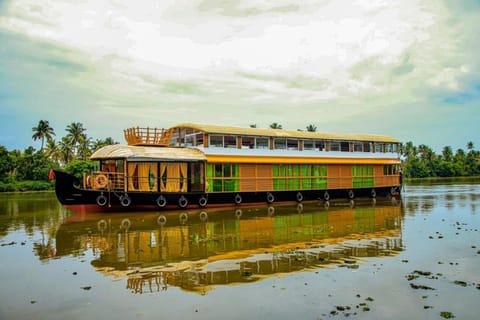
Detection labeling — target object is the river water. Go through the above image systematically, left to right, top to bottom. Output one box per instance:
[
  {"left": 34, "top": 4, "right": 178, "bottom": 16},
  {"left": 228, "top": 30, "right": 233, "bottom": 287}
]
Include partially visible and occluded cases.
[{"left": 0, "top": 183, "right": 479, "bottom": 320}]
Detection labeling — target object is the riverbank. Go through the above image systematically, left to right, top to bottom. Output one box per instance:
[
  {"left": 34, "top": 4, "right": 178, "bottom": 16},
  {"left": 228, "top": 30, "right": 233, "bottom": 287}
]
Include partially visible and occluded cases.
[
  {"left": 405, "top": 176, "right": 480, "bottom": 184},
  {"left": 0, "top": 180, "right": 54, "bottom": 192}
]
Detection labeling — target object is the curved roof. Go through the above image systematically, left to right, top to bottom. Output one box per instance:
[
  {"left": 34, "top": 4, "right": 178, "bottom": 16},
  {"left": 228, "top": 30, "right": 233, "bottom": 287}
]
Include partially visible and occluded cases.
[
  {"left": 172, "top": 123, "right": 400, "bottom": 143},
  {"left": 91, "top": 145, "right": 206, "bottom": 161}
]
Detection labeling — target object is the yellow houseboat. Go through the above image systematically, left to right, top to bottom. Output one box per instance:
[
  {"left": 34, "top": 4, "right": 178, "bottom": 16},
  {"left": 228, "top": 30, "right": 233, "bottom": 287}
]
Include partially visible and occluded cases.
[{"left": 53, "top": 123, "right": 402, "bottom": 209}]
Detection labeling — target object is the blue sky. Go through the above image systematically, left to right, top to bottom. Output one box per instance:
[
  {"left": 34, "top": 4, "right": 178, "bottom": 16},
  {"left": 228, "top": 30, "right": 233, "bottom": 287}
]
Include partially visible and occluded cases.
[{"left": 1, "top": 0, "right": 479, "bottom": 152}]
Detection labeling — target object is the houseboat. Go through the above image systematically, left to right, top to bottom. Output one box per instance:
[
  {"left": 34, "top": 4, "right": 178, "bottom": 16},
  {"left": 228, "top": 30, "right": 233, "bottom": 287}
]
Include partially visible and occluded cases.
[{"left": 53, "top": 123, "right": 402, "bottom": 209}]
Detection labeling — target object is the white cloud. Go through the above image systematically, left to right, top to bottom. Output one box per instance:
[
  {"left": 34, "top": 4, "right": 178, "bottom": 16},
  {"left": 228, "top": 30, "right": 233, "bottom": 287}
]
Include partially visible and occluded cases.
[{"left": 1, "top": 0, "right": 480, "bottom": 151}]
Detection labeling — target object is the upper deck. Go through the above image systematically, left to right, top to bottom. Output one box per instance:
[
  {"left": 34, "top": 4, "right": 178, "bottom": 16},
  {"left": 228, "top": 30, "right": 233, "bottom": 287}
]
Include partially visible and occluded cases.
[{"left": 123, "top": 123, "right": 400, "bottom": 161}]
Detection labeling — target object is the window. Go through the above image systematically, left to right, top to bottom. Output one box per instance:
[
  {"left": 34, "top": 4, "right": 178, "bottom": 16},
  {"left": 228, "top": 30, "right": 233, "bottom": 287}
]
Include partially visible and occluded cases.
[
  {"left": 195, "top": 133, "right": 204, "bottom": 146},
  {"left": 185, "top": 134, "right": 194, "bottom": 146},
  {"left": 210, "top": 135, "right": 223, "bottom": 147},
  {"left": 224, "top": 135, "right": 237, "bottom": 148},
  {"left": 242, "top": 136, "right": 254, "bottom": 148},
  {"left": 255, "top": 137, "right": 269, "bottom": 149},
  {"left": 274, "top": 138, "right": 286, "bottom": 149},
  {"left": 287, "top": 139, "right": 298, "bottom": 150},
  {"left": 303, "top": 140, "right": 315, "bottom": 150},
  {"left": 317, "top": 141, "right": 325, "bottom": 151},
  {"left": 330, "top": 142, "right": 340, "bottom": 151},
  {"left": 340, "top": 142, "right": 350, "bottom": 152},
  {"left": 363, "top": 142, "right": 372, "bottom": 152},
  {"left": 354, "top": 143, "right": 363, "bottom": 152},
  {"left": 375, "top": 143, "right": 384, "bottom": 153},
  {"left": 392, "top": 144, "right": 398, "bottom": 153},
  {"left": 206, "top": 163, "right": 239, "bottom": 192},
  {"left": 273, "top": 164, "right": 327, "bottom": 190},
  {"left": 383, "top": 164, "right": 398, "bottom": 175},
  {"left": 353, "top": 165, "right": 374, "bottom": 187}
]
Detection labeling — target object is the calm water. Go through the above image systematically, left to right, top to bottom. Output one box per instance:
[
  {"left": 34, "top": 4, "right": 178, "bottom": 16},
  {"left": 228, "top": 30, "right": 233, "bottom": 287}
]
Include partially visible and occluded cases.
[{"left": 0, "top": 183, "right": 479, "bottom": 320}]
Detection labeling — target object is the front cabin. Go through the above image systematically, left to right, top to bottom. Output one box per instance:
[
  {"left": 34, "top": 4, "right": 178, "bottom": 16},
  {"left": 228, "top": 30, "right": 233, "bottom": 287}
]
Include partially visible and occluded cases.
[{"left": 86, "top": 123, "right": 401, "bottom": 208}]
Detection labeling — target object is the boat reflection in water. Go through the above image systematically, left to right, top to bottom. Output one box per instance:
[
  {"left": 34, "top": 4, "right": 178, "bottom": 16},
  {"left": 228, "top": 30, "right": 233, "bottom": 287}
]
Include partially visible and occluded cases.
[{"left": 56, "top": 199, "right": 403, "bottom": 294}]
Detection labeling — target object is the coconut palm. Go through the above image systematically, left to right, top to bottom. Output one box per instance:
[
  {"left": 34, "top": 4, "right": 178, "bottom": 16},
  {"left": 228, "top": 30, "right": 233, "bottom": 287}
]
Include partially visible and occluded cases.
[
  {"left": 32, "top": 120, "right": 55, "bottom": 151},
  {"left": 65, "top": 122, "right": 86, "bottom": 158},
  {"left": 269, "top": 123, "right": 283, "bottom": 129},
  {"left": 306, "top": 124, "right": 317, "bottom": 132},
  {"left": 77, "top": 135, "right": 92, "bottom": 161},
  {"left": 58, "top": 136, "right": 75, "bottom": 165},
  {"left": 91, "top": 137, "right": 118, "bottom": 152},
  {"left": 44, "top": 140, "right": 61, "bottom": 164},
  {"left": 442, "top": 146, "right": 453, "bottom": 162}
]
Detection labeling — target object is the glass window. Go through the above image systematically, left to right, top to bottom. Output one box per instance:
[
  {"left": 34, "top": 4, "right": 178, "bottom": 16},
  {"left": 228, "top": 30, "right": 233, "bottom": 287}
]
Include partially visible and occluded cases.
[
  {"left": 195, "top": 133, "right": 204, "bottom": 146},
  {"left": 185, "top": 134, "right": 194, "bottom": 146},
  {"left": 210, "top": 135, "right": 223, "bottom": 147},
  {"left": 224, "top": 135, "right": 237, "bottom": 148},
  {"left": 242, "top": 136, "right": 254, "bottom": 148},
  {"left": 256, "top": 137, "right": 269, "bottom": 149},
  {"left": 274, "top": 138, "right": 286, "bottom": 149},
  {"left": 287, "top": 139, "right": 298, "bottom": 150},
  {"left": 303, "top": 140, "right": 314, "bottom": 150},
  {"left": 316, "top": 141, "right": 325, "bottom": 151},
  {"left": 330, "top": 142, "right": 340, "bottom": 151},
  {"left": 340, "top": 142, "right": 350, "bottom": 152},
  {"left": 363, "top": 142, "right": 371, "bottom": 152},
  {"left": 354, "top": 143, "right": 363, "bottom": 152},
  {"left": 375, "top": 143, "right": 384, "bottom": 153},
  {"left": 392, "top": 143, "right": 398, "bottom": 153}
]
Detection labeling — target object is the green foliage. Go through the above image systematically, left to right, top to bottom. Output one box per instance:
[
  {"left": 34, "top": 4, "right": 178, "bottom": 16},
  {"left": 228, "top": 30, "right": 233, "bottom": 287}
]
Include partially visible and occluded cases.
[
  {"left": 402, "top": 141, "right": 480, "bottom": 178},
  {"left": 0, "top": 145, "right": 13, "bottom": 182},
  {"left": 15, "top": 149, "right": 58, "bottom": 181},
  {"left": 65, "top": 160, "right": 95, "bottom": 180},
  {"left": 0, "top": 180, "right": 53, "bottom": 192}
]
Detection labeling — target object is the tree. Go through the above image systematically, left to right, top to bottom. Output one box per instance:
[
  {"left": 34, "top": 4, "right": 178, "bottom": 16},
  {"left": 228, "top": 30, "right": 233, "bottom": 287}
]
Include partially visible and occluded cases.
[
  {"left": 32, "top": 120, "right": 55, "bottom": 151},
  {"left": 65, "top": 122, "right": 86, "bottom": 160},
  {"left": 269, "top": 123, "right": 283, "bottom": 129},
  {"left": 249, "top": 124, "right": 257, "bottom": 128},
  {"left": 306, "top": 124, "right": 317, "bottom": 132},
  {"left": 77, "top": 135, "right": 92, "bottom": 161},
  {"left": 59, "top": 136, "right": 75, "bottom": 165},
  {"left": 91, "top": 137, "right": 117, "bottom": 152},
  {"left": 44, "top": 140, "right": 61, "bottom": 164},
  {"left": 401, "top": 141, "right": 417, "bottom": 160},
  {"left": 467, "top": 141, "right": 474, "bottom": 152},
  {"left": 0, "top": 146, "right": 13, "bottom": 181},
  {"left": 442, "top": 146, "right": 453, "bottom": 162},
  {"left": 65, "top": 160, "right": 95, "bottom": 181}
]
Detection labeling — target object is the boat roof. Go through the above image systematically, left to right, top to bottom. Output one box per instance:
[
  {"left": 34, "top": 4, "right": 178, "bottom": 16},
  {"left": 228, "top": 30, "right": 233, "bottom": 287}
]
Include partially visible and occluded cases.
[
  {"left": 171, "top": 123, "right": 400, "bottom": 143},
  {"left": 90, "top": 145, "right": 206, "bottom": 161}
]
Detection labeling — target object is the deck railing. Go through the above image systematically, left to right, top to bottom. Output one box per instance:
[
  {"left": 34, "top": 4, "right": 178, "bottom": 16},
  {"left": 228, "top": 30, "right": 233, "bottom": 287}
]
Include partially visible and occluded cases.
[
  {"left": 124, "top": 127, "right": 174, "bottom": 146},
  {"left": 84, "top": 172, "right": 126, "bottom": 191}
]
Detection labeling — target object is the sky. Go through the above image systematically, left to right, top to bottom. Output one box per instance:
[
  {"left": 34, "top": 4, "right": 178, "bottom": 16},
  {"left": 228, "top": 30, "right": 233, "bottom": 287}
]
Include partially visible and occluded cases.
[{"left": 1, "top": 0, "right": 479, "bottom": 153}]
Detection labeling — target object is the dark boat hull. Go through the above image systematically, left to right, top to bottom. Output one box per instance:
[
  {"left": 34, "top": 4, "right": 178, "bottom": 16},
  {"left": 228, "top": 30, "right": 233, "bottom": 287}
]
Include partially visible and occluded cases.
[{"left": 53, "top": 170, "right": 401, "bottom": 211}]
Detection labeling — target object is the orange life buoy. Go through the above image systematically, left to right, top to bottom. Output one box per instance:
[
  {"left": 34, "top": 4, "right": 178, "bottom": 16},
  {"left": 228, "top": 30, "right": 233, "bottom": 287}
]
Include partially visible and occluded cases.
[{"left": 95, "top": 174, "right": 108, "bottom": 188}]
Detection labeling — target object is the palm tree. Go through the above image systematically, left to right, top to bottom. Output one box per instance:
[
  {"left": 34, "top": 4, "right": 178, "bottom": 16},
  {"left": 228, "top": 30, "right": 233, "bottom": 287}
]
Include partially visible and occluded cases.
[
  {"left": 32, "top": 120, "right": 55, "bottom": 151},
  {"left": 65, "top": 122, "right": 86, "bottom": 158},
  {"left": 269, "top": 123, "right": 283, "bottom": 129},
  {"left": 306, "top": 124, "right": 317, "bottom": 132},
  {"left": 77, "top": 135, "right": 92, "bottom": 161},
  {"left": 59, "top": 136, "right": 75, "bottom": 165},
  {"left": 92, "top": 137, "right": 118, "bottom": 152},
  {"left": 44, "top": 140, "right": 61, "bottom": 164},
  {"left": 401, "top": 141, "right": 417, "bottom": 159},
  {"left": 467, "top": 141, "right": 474, "bottom": 154},
  {"left": 442, "top": 146, "right": 453, "bottom": 162}
]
